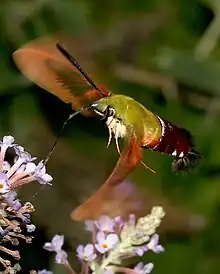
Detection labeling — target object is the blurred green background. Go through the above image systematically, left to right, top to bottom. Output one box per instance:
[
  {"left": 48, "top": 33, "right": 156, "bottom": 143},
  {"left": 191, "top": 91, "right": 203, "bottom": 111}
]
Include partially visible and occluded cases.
[{"left": 1, "top": 0, "right": 220, "bottom": 273}]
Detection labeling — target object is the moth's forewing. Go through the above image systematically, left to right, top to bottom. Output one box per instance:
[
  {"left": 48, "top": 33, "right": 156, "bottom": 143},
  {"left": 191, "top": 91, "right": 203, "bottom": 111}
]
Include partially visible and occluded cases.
[
  {"left": 13, "top": 35, "right": 109, "bottom": 115},
  {"left": 71, "top": 136, "right": 143, "bottom": 220}
]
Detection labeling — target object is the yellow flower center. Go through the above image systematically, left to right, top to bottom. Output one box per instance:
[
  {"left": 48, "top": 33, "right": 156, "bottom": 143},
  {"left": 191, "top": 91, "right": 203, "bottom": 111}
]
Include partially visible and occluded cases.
[
  {"left": 0, "top": 183, "right": 4, "bottom": 189},
  {"left": 102, "top": 243, "right": 108, "bottom": 248}
]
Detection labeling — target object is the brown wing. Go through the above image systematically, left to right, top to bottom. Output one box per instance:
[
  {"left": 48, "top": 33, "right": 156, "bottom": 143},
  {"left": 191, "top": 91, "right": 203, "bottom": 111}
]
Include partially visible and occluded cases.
[
  {"left": 12, "top": 35, "right": 110, "bottom": 116},
  {"left": 71, "top": 136, "right": 143, "bottom": 221}
]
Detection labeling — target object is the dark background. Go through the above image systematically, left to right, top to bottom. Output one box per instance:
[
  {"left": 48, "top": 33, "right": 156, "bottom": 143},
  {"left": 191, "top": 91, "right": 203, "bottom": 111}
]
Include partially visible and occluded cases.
[{"left": 1, "top": 0, "right": 220, "bottom": 273}]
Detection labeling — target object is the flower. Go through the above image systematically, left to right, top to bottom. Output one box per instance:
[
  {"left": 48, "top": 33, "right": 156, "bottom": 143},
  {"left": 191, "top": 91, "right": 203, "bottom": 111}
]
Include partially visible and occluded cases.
[
  {"left": 0, "top": 136, "right": 15, "bottom": 148},
  {"left": 14, "top": 145, "right": 36, "bottom": 162},
  {"left": 32, "top": 161, "right": 53, "bottom": 185},
  {"left": 0, "top": 173, "right": 10, "bottom": 194},
  {"left": 4, "top": 190, "right": 22, "bottom": 210},
  {"left": 20, "top": 213, "right": 31, "bottom": 224},
  {"left": 95, "top": 215, "right": 115, "bottom": 233},
  {"left": 114, "top": 216, "right": 123, "bottom": 225},
  {"left": 84, "top": 220, "right": 95, "bottom": 232},
  {"left": 26, "top": 224, "right": 36, "bottom": 233},
  {"left": 95, "top": 231, "right": 118, "bottom": 254},
  {"left": 146, "top": 234, "right": 164, "bottom": 253},
  {"left": 43, "top": 235, "right": 64, "bottom": 252},
  {"left": 43, "top": 235, "right": 68, "bottom": 265},
  {"left": 77, "top": 244, "right": 97, "bottom": 261},
  {"left": 135, "top": 246, "right": 147, "bottom": 257},
  {"left": 55, "top": 249, "right": 68, "bottom": 264},
  {"left": 133, "top": 262, "right": 154, "bottom": 274},
  {"left": 37, "top": 270, "right": 53, "bottom": 274}
]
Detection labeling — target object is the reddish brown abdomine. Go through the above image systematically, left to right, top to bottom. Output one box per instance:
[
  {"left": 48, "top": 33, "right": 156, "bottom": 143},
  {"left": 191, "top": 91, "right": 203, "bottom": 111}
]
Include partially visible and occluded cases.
[{"left": 147, "top": 116, "right": 201, "bottom": 171}]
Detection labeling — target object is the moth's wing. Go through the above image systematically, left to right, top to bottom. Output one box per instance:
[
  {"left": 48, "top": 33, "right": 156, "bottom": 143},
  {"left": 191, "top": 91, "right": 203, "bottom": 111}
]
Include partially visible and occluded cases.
[
  {"left": 12, "top": 36, "right": 110, "bottom": 116},
  {"left": 71, "top": 136, "right": 143, "bottom": 221}
]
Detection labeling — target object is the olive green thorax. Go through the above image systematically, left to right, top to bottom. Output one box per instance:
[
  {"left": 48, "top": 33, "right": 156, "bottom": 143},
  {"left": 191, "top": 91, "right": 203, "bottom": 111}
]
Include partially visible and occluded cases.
[{"left": 93, "top": 94, "right": 162, "bottom": 145}]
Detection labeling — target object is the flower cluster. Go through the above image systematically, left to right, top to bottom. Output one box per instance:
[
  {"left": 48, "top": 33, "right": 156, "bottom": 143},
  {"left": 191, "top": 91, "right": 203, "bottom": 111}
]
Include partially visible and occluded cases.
[
  {"left": 0, "top": 135, "right": 53, "bottom": 273},
  {"left": 42, "top": 207, "right": 165, "bottom": 274}
]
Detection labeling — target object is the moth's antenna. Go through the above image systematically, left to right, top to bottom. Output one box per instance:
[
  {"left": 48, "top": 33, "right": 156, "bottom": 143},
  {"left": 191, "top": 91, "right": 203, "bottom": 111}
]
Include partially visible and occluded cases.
[
  {"left": 56, "top": 41, "right": 105, "bottom": 97},
  {"left": 44, "top": 110, "right": 81, "bottom": 165}
]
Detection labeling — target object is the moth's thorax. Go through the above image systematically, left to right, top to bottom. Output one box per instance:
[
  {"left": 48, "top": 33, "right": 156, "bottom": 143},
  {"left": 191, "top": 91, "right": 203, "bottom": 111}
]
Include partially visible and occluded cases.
[{"left": 92, "top": 94, "right": 163, "bottom": 145}]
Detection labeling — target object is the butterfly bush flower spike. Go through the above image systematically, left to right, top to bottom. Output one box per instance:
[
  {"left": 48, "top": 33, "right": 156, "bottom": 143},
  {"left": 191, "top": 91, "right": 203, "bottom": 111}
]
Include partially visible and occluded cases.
[
  {"left": 0, "top": 135, "right": 53, "bottom": 273},
  {"left": 43, "top": 207, "right": 165, "bottom": 274}
]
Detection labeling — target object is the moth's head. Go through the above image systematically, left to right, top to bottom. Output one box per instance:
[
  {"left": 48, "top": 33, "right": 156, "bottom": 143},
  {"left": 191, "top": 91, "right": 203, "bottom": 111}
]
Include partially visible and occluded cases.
[{"left": 91, "top": 98, "right": 115, "bottom": 119}]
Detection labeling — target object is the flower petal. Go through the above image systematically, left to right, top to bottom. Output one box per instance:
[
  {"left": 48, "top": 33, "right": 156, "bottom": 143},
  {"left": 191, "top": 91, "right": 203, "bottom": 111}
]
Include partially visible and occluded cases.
[
  {"left": 96, "top": 231, "right": 105, "bottom": 243},
  {"left": 106, "top": 233, "right": 118, "bottom": 247},
  {"left": 151, "top": 234, "right": 159, "bottom": 244},
  {"left": 52, "top": 235, "right": 64, "bottom": 251},
  {"left": 43, "top": 243, "right": 54, "bottom": 252},
  {"left": 95, "top": 243, "right": 106, "bottom": 254},
  {"left": 84, "top": 244, "right": 94, "bottom": 256},
  {"left": 76, "top": 245, "right": 84, "bottom": 256},
  {"left": 55, "top": 250, "right": 68, "bottom": 264},
  {"left": 88, "top": 253, "right": 97, "bottom": 261},
  {"left": 134, "top": 262, "right": 144, "bottom": 271},
  {"left": 143, "top": 263, "right": 154, "bottom": 273}
]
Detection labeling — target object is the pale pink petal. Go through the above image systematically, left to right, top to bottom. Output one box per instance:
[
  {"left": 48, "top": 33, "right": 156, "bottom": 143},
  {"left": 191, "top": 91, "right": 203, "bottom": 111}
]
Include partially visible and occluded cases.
[
  {"left": 96, "top": 231, "right": 105, "bottom": 243},
  {"left": 106, "top": 233, "right": 118, "bottom": 247},
  {"left": 84, "top": 244, "right": 94, "bottom": 256},
  {"left": 95, "top": 244, "right": 106, "bottom": 254},
  {"left": 76, "top": 245, "right": 84, "bottom": 256}
]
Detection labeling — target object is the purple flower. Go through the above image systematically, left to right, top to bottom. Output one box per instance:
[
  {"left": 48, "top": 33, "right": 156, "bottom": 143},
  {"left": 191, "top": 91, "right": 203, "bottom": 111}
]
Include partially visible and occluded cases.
[
  {"left": 14, "top": 145, "right": 36, "bottom": 162},
  {"left": 32, "top": 161, "right": 53, "bottom": 185},
  {"left": 0, "top": 173, "right": 10, "bottom": 194},
  {"left": 4, "top": 191, "right": 22, "bottom": 210},
  {"left": 21, "top": 213, "right": 31, "bottom": 224},
  {"left": 128, "top": 214, "right": 136, "bottom": 225},
  {"left": 95, "top": 215, "right": 115, "bottom": 233},
  {"left": 114, "top": 216, "right": 123, "bottom": 225},
  {"left": 95, "top": 231, "right": 118, "bottom": 254},
  {"left": 146, "top": 234, "right": 164, "bottom": 253},
  {"left": 43, "top": 235, "right": 64, "bottom": 252},
  {"left": 43, "top": 235, "right": 68, "bottom": 265},
  {"left": 77, "top": 244, "right": 97, "bottom": 261},
  {"left": 135, "top": 246, "right": 147, "bottom": 257},
  {"left": 55, "top": 250, "right": 68, "bottom": 264},
  {"left": 133, "top": 262, "right": 154, "bottom": 274},
  {"left": 37, "top": 270, "right": 53, "bottom": 274}
]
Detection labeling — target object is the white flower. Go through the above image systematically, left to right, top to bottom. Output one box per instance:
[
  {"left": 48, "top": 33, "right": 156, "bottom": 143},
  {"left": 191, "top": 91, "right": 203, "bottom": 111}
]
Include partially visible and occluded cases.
[
  {"left": 0, "top": 136, "right": 15, "bottom": 148},
  {"left": 32, "top": 161, "right": 53, "bottom": 185},
  {"left": 95, "top": 215, "right": 115, "bottom": 233},
  {"left": 95, "top": 231, "right": 118, "bottom": 254},
  {"left": 77, "top": 244, "right": 97, "bottom": 261}
]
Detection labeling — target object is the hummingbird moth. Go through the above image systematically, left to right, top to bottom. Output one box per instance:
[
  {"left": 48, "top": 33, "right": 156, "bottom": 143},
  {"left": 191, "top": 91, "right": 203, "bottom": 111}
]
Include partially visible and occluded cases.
[{"left": 13, "top": 36, "right": 201, "bottom": 173}]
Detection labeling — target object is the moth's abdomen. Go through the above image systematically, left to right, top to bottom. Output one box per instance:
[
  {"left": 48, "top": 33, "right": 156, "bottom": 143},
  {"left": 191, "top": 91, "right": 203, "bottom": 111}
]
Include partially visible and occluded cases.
[{"left": 151, "top": 117, "right": 201, "bottom": 171}]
